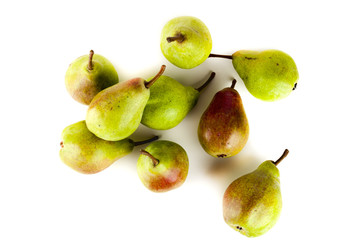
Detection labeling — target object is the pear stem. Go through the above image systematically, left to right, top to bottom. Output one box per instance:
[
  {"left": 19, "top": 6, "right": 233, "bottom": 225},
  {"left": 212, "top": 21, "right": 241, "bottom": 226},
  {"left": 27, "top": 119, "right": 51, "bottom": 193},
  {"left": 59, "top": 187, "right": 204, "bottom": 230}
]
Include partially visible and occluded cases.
[
  {"left": 167, "top": 33, "right": 185, "bottom": 43},
  {"left": 88, "top": 50, "right": 94, "bottom": 70},
  {"left": 208, "top": 53, "right": 233, "bottom": 60},
  {"left": 145, "top": 65, "right": 166, "bottom": 89},
  {"left": 195, "top": 72, "right": 216, "bottom": 92},
  {"left": 231, "top": 79, "right": 237, "bottom": 88},
  {"left": 133, "top": 136, "right": 159, "bottom": 146},
  {"left": 140, "top": 149, "right": 159, "bottom": 167},
  {"left": 273, "top": 149, "right": 289, "bottom": 166}
]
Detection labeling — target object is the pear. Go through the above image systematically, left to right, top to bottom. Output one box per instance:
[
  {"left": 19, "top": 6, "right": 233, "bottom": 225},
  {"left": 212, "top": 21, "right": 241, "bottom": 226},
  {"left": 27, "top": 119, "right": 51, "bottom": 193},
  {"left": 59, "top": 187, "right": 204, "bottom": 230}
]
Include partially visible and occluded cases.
[
  {"left": 160, "top": 16, "right": 212, "bottom": 69},
  {"left": 65, "top": 50, "right": 119, "bottom": 105},
  {"left": 209, "top": 50, "right": 299, "bottom": 101},
  {"left": 86, "top": 65, "right": 166, "bottom": 141},
  {"left": 141, "top": 72, "right": 216, "bottom": 130},
  {"left": 198, "top": 80, "right": 249, "bottom": 158},
  {"left": 59, "top": 120, "right": 159, "bottom": 174},
  {"left": 137, "top": 140, "right": 189, "bottom": 192},
  {"left": 223, "top": 149, "right": 289, "bottom": 237}
]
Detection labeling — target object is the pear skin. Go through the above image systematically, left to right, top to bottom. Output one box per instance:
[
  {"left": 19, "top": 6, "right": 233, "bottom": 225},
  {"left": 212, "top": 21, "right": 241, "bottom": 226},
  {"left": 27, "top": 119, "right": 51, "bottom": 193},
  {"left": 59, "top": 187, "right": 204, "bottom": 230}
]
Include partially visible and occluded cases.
[
  {"left": 65, "top": 50, "right": 119, "bottom": 105},
  {"left": 232, "top": 50, "right": 299, "bottom": 101},
  {"left": 86, "top": 65, "right": 166, "bottom": 141},
  {"left": 141, "top": 72, "right": 215, "bottom": 130},
  {"left": 198, "top": 80, "right": 249, "bottom": 158},
  {"left": 59, "top": 121, "right": 158, "bottom": 174},
  {"left": 223, "top": 150, "right": 289, "bottom": 237}
]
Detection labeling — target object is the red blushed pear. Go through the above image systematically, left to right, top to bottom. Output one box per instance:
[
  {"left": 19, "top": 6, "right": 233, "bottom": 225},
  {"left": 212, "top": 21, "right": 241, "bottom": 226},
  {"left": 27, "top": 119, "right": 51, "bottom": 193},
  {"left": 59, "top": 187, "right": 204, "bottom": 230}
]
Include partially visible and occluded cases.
[{"left": 137, "top": 140, "right": 189, "bottom": 192}]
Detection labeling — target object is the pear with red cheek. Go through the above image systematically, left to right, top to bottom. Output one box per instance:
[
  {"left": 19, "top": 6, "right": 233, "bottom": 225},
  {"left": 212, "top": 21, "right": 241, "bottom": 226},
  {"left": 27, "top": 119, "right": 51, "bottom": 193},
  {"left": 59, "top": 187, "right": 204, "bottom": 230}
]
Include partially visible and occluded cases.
[{"left": 137, "top": 140, "right": 189, "bottom": 192}]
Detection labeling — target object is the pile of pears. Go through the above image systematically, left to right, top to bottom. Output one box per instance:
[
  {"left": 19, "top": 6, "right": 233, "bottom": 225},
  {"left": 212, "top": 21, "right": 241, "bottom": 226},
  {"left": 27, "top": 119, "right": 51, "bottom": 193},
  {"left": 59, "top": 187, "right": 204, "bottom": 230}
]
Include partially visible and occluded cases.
[{"left": 60, "top": 16, "right": 299, "bottom": 237}]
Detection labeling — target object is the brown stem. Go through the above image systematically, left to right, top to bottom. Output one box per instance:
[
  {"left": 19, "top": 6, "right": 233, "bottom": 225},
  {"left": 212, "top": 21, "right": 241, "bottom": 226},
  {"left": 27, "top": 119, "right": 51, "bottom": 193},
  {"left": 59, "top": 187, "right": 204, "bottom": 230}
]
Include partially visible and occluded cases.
[
  {"left": 167, "top": 33, "right": 185, "bottom": 43},
  {"left": 88, "top": 50, "right": 94, "bottom": 70},
  {"left": 208, "top": 53, "right": 233, "bottom": 60},
  {"left": 144, "top": 65, "right": 166, "bottom": 89},
  {"left": 195, "top": 72, "right": 216, "bottom": 92},
  {"left": 231, "top": 79, "right": 237, "bottom": 88},
  {"left": 293, "top": 83, "right": 297, "bottom": 90},
  {"left": 133, "top": 136, "right": 159, "bottom": 146},
  {"left": 140, "top": 149, "right": 159, "bottom": 167},
  {"left": 272, "top": 149, "right": 289, "bottom": 166}
]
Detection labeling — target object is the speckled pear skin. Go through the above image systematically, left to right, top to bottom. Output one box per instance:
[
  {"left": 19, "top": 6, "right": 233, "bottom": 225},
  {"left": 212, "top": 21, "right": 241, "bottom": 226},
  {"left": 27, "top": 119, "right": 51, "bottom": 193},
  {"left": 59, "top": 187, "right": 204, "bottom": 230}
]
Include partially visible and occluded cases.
[
  {"left": 160, "top": 16, "right": 212, "bottom": 69},
  {"left": 232, "top": 50, "right": 299, "bottom": 101},
  {"left": 65, "top": 52, "right": 118, "bottom": 105},
  {"left": 141, "top": 75, "right": 200, "bottom": 130},
  {"left": 86, "top": 77, "right": 150, "bottom": 141},
  {"left": 198, "top": 82, "right": 249, "bottom": 158},
  {"left": 59, "top": 121, "right": 135, "bottom": 174},
  {"left": 137, "top": 140, "right": 189, "bottom": 192},
  {"left": 223, "top": 160, "right": 282, "bottom": 237}
]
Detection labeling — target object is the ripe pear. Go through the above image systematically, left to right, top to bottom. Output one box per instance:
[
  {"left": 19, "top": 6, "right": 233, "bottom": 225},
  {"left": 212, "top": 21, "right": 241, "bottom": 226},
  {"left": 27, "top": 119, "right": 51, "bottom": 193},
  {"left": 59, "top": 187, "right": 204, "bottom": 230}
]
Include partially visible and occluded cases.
[
  {"left": 160, "top": 16, "right": 212, "bottom": 69},
  {"left": 65, "top": 50, "right": 119, "bottom": 105},
  {"left": 209, "top": 50, "right": 299, "bottom": 101},
  {"left": 86, "top": 65, "right": 166, "bottom": 141},
  {"left": 141, "top": 72, "right": 216, "bottom": 130},
  {"left": 198, "top": 80, "right": 249, "bottom": 158},
  {"left": 59, "top": 120, "right": 159, "bottom": 174},
  {"left": 137, "top": 140, "right": 189, "bottom": 192},
  {"left": 223, "top": 149, "right": 289, "bottom": 237}
]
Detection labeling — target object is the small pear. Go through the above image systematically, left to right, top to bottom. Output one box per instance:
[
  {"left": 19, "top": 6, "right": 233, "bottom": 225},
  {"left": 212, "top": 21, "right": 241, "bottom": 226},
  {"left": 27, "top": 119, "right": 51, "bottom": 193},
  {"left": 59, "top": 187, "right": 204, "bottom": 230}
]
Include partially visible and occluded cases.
[
  {"left": 160, "top": 16, "right": 212, "bottom": 69},
  {"left": 65, "top": 50, "right": 119, "bottom": 105},
  {"left": 209, "top": 50, "right": 299, "bottom": 101},
  {"left": 86, "top": 65, "right": 166, "bottom": 141},
  {"left": 141, "top": 72, "right": 216, "bottom": 130},
  {"left": 198, "top": 80, "right": 249, "bottom": 158},
  {"left": 59, "top": 120, "right": 159, "bottom": 174},
  {"left": 137, "top": 140, "right": 189, "bottom": 192},
  {"left": 223, "top": 149, "right": 289, "bottom": 237}
]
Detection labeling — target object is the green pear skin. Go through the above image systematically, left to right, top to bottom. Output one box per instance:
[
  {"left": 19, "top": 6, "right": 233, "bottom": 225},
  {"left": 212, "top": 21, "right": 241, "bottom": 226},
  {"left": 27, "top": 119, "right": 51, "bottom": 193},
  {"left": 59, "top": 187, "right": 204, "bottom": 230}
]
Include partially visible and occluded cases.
[
  {"left": 161, "top": 16, "right": 212, "bottom": 69},
  {"left": 65, "top": 50, "right": 119, "bottom": 105},
  {"left": 232, "top": 50, "right": 299, "bottom": 101},
  {"left": 86, "top": 65, "right": 166, "bottom": 141},
  {"left": 141, "top": 72, "right": 215, "bottom": 130},
  {"left": 198, "top": 80, "right": 249, "bottom": 158},
  {"left": 60, "top": 121, "right": 156, "bottom": 174},
  {"left": 137, "top": 140, "right": 189, "bottom": 192},
  {"left": 223, "top": 150, "right": 289, "bottom": 237}
]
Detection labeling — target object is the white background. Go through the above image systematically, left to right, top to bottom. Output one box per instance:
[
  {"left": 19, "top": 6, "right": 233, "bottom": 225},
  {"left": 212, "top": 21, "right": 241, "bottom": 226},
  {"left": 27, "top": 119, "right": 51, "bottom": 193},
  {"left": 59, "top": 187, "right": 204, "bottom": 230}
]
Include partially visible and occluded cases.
[{"left": 1, "top": 0, "right": 359, "bottom": 239}]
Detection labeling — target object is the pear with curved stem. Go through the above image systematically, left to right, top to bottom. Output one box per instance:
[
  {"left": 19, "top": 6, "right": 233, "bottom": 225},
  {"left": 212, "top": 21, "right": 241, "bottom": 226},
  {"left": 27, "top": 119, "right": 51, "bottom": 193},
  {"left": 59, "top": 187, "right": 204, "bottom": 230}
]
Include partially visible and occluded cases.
[
  {"left": 161, "top": 16, "right": 212, "bottom": 69},
  {"left": 65, "top": 50, "right": 119, "bottom": 105},
  {"left": 209, "top": 50, "right": 299, "bottom": 101},
  {"left": 86, "top": 65, "right": 166, "bottom": 141},
  {"left": 141, "top": 72, "right": 216, "bottom": 130},
  {"left": 59, "top": 121, "right": 159, "bottom": 174},
  {"left": 223, "top": 149, "right": 289, "bottom": 237}
]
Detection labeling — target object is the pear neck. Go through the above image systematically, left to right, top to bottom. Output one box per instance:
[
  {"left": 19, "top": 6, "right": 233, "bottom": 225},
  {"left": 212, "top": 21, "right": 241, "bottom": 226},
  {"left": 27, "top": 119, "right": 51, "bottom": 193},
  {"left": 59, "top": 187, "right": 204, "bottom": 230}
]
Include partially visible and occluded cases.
[
  {"left": 88, "top": 50, "right": 94, "bottom": 71},
  {"left": 144, "top": 65, "right": 166, "bottom": 89},
  {"left": 195, "top": 72, "right": 216, "bottom": 92},
  {"left": 140, "top": 149, "right": 159, "bottom": 167},
  {"left": 272, "top": 149, "right": 289, "bottom": 166}
]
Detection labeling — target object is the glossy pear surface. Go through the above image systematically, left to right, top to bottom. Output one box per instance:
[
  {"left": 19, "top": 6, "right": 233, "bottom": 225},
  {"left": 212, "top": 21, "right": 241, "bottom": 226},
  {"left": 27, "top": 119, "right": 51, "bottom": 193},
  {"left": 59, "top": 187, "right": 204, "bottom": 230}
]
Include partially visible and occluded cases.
[
  {"left": 161, "top": 16, "right": 212, "bottom": 69},
  {"left": 232, "top": 49, "right": 298, "bottom": 101},
  {"left": 65, "top": 50, "right": 119, "bottom": 105},
  {"left": 198, "top": 81, "right": 249, "bottom": 158},
  {"left": 59, "top": 121, "right": 135, "bottom": 174},
  {"left": 137, "top": 140, "right": 189, "bottom": 192},
  {"left": 223, "top": 150, "right": 289, "bottom": 237}
]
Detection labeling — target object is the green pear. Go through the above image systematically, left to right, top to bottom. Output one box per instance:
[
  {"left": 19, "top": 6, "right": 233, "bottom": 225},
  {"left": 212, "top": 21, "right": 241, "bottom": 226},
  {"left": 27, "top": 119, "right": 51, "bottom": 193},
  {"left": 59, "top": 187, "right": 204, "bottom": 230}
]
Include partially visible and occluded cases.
[
  {"left": 160, "top": 16, "right": 212, "bottom": 69},
  {"left": 65, "top": 50, "right": 119, "bottom": 105},
  {"left": 209, "top": 50, "right": 299, "bottom": 101},
  {"left": 86, "top": 65, "right": 166, "bottom": 141},
  {"left": 141, "top": 72, "right": 216, "bottom": 130},
  {"left": 198, "top": 80, "right": 249, "bottom": 158},
  {"left": 59, "top": 121, "right": 159, "bottom": 174},
  {"left": 137, "top": 140, "right": 189, "bottom": 192},
  {"left": 223, "top": 149, "right": 289, "bottom": 237}
]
